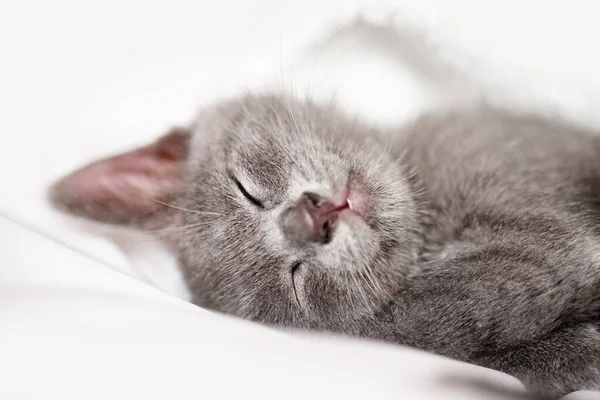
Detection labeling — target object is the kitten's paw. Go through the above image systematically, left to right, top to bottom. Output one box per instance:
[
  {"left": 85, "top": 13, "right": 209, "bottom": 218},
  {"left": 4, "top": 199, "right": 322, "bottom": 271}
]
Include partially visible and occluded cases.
[{"left": 493, "top": 323, "right": 600, "bottom": 397}]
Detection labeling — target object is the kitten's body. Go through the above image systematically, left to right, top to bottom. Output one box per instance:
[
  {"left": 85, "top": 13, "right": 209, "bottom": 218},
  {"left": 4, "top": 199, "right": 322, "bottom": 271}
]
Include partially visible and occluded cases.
[
  {"left": 50, "top": 96, "right": 600, "bottom": 397},
  {"left": 365, "top": 112, "right": 600, "bottom": 393}
]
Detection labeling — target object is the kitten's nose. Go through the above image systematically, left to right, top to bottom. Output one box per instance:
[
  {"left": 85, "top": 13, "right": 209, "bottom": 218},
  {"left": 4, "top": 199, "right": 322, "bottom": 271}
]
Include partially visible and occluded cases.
[{"left": 282, "top": 192, "right": 348, "bottom": 245}]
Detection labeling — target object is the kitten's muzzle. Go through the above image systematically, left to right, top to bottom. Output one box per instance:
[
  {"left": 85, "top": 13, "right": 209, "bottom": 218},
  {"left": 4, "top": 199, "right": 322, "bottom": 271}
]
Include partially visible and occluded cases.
[{"left": 281, "top": 192, "right": 349, "bottom": 246}]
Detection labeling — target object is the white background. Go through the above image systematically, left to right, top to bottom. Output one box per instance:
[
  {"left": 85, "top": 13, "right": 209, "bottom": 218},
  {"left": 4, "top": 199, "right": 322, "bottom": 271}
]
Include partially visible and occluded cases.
[{"left": 2, "top": 0, "right": 600, "bottom": 399}]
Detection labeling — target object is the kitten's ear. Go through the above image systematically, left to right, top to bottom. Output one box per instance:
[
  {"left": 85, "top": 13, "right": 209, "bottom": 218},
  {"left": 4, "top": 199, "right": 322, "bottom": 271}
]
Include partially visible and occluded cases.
[{"left": 49, "top": 127, "right": 191, "bottom": 230}]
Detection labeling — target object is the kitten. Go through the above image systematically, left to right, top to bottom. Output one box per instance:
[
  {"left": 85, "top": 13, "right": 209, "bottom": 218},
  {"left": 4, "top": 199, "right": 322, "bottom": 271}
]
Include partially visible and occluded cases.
[{"left": 49, "top": 94, "right": 600, "bottom": 397}]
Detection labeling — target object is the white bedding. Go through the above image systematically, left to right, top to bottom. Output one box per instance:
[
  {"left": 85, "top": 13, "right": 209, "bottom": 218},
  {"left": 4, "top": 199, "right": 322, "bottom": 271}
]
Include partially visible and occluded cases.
[{"left": 2, "top": 0, "right": 600, "bottom": 398}]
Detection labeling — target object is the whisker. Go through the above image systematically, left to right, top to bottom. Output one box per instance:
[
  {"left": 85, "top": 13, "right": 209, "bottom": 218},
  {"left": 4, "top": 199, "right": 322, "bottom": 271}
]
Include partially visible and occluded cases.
[
  {"left": 279, "top": 16, "right": 287, "bottom": 94},
  {"left": 306, "top": 21, "right": 351, "bottom": 102},
  {"left": 317, "top": 35, "right": 359, "bottom": 103},
  {"left": 326, "top": 83, "right": 346, "bottom": 107},
  {"left": 148, "top": 198, "right": 223, "bottom": 216},
  {"left": 54, "top": 219, "right": 220, "bottom": 246},
  {"left": 146, "top": 221, "right": 219, "bottom": 235},
  {"left": 360, "top": 259, "right": 389, "bottom": 301},
  {"left": 365, "top": 266, "right": 386, "bottom": 298},
  {"left": 358, "top": 268, "right": 375, "bottom": 295},
  {"left": 349, "top": 271, "right": 371, "bottom": 310}
]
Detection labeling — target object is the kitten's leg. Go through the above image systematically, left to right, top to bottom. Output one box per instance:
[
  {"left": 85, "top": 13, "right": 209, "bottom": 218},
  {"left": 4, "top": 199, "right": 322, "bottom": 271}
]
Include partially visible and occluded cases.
[
  {"left": 395, "top": 247, "right": 600, "bottom": 398},
  {"left": 476, "top": 322, "right": 600, "bottom": 398}
]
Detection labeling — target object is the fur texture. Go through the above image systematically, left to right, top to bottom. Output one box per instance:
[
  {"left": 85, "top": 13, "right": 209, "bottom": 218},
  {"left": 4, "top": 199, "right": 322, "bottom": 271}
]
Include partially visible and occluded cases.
[{"left": 50, "top": 95, "right": 600, "bottom": 397}]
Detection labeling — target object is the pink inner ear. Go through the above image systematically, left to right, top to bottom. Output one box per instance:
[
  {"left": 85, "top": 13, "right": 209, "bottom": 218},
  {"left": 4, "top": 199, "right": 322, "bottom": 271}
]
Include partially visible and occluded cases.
[
  {"left": 50, "top": 128, "right": 189, "bottom": 225},
  {"left": 81, "top": 150, "right": 181, "bottom": 204}
]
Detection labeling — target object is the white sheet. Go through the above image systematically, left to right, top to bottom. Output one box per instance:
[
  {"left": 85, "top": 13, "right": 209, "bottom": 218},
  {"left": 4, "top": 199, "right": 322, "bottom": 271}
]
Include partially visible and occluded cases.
[
  {"left": 2, "top": 0, "right": 600, "bottom": 398},
  {"left": 1, "top": 214, "right": 531, "bottom": 399}
]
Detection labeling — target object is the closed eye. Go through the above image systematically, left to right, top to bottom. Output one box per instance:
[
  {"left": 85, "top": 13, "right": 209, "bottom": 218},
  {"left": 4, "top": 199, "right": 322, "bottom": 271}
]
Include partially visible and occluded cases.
[{"left": 232, "top": 176, "right": 264, "bottom": 209}]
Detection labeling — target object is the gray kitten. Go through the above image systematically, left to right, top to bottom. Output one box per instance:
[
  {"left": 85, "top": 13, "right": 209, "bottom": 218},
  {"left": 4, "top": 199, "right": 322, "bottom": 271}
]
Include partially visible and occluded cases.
[{"left": 50, "top": 94, "right": 600, "bottom": 397}]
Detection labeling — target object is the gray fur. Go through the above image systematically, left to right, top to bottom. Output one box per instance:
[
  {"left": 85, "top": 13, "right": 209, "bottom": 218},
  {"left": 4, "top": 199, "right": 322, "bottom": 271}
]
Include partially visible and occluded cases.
[{"left": 50, "top": 94, "right": 600, "bottom": 397}]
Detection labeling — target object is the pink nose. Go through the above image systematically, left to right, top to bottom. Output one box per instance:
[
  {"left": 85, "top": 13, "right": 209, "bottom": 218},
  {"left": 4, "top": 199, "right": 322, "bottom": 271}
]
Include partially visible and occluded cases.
[{"left": 297, "top": 192, "right": 348, "bottom": 243}]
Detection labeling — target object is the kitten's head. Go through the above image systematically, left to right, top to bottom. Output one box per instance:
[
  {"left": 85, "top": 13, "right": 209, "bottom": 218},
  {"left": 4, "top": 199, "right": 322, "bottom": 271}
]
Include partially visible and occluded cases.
[{"left": 50, "top": 95, "right": 420, "bottom": 332}]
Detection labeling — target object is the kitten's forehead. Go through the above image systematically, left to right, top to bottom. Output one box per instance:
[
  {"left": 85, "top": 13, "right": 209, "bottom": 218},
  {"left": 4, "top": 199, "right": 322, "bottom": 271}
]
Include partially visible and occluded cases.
[{"left": 227, "top": 128, "right": 291, "bottom": 191}]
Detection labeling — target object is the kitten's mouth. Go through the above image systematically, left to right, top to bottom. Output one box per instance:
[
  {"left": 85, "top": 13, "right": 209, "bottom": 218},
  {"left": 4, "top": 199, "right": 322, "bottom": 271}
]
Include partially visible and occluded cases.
[
  {"left": 284, "top": 178, "right": 371, "bottom": 246},
  {"left": 345, "top": 180, "right": 368, "bottom": 218},
  {"left": 323, "top": 183, "right": 367, "bottom": 223},
  {"left": 290, "top": 261, "right": 302, "bottom": 307}
]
